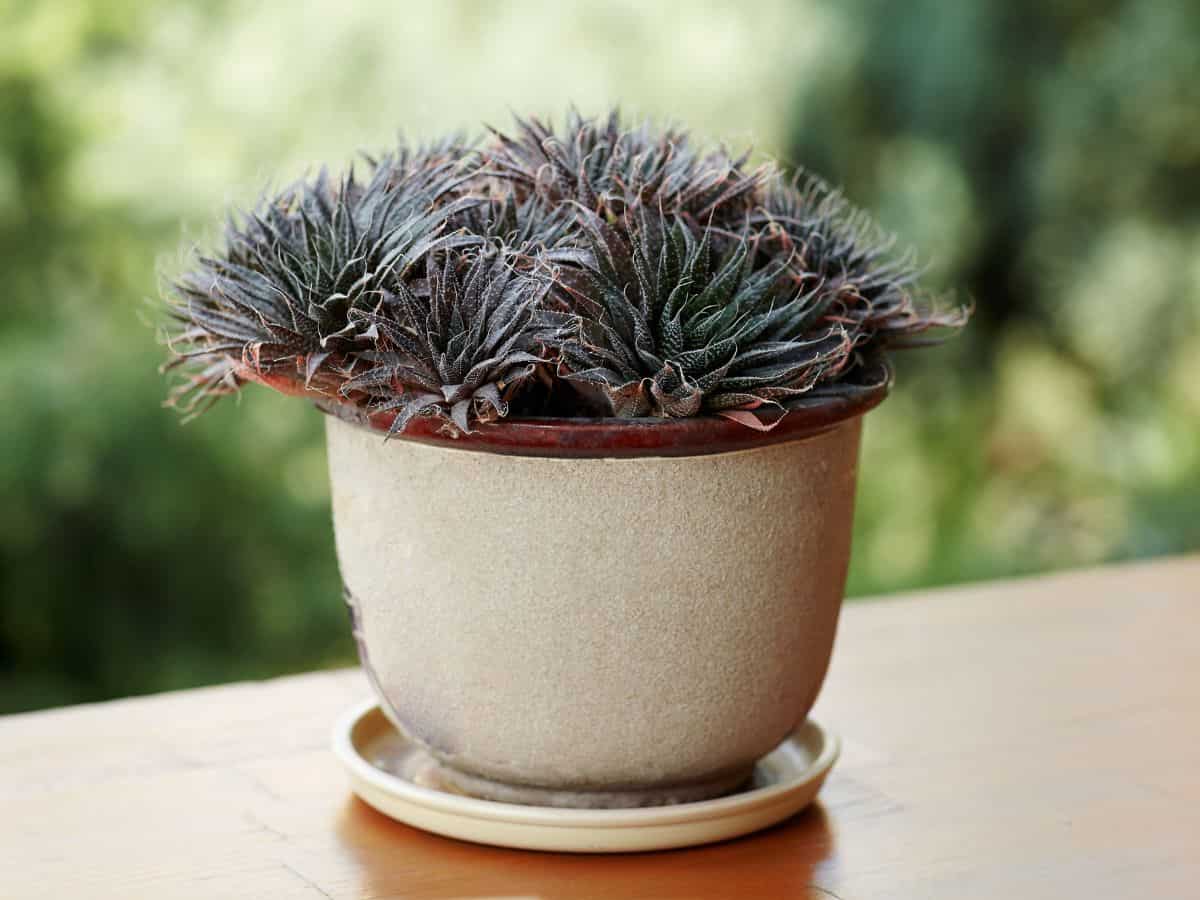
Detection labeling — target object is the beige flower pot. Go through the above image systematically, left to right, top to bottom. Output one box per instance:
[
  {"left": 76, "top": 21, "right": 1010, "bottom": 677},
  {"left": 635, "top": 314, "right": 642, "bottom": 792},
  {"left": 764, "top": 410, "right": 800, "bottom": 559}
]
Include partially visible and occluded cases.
[{"left": 324, "top": 387, "right": 881, "bottom": 809}]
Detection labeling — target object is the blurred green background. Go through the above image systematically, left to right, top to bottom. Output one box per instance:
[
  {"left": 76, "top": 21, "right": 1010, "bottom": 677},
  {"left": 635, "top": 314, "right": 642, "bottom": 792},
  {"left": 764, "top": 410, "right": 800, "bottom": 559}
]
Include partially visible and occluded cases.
[{"left": 2, "top": 0, "right": 1197, "bottom": 713}]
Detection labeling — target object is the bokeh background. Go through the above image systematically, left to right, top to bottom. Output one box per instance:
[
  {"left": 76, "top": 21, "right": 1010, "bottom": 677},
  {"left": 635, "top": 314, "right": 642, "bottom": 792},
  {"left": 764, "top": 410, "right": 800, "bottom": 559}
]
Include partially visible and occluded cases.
[{"left": 2, "top": 0, "right": 1197, "bottom": 713}]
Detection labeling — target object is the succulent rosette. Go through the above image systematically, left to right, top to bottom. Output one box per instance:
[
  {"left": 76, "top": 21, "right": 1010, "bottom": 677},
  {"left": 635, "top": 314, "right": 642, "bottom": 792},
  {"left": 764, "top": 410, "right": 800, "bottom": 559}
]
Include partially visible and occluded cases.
[{"left": 164, "top": 109, "right": 966, "bottom": 433}]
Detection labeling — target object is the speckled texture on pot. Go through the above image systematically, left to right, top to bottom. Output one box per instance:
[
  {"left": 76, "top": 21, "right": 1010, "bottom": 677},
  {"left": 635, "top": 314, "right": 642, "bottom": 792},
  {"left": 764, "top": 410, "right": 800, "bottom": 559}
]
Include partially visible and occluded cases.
[{"left": 326, "top": 415, "right": 862, "bottom": 808}]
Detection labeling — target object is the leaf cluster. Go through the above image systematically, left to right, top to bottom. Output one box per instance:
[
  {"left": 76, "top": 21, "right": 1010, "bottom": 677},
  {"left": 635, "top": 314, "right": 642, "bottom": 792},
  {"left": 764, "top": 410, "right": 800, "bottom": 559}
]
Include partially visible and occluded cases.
[{"left": 163, "top": 109, "right": 966, "bottom": 434}]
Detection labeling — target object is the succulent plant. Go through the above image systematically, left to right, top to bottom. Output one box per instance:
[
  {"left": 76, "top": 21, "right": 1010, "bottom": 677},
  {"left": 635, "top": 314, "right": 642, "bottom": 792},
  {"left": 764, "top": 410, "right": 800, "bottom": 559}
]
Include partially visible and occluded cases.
[
  {"left": 162, "top": 109, "right": 967, "bottom": 433},
  {"left": 483, "top": 109, "right": 770, "bottom": 226},
  {"left": 164, "top": 145, "right": 478, "bottom": 417},
  {"left": 751, "top": 174, "right": 969, "bottom": 358},
  {"left": 452, "top": 189, "right": 580, "bottom": 269},
  {"left": 548, "top": 207, "right": 851, "bottom": 422},
  {"left": 339, "top": 247, "right": 557, "bottom": 435}
]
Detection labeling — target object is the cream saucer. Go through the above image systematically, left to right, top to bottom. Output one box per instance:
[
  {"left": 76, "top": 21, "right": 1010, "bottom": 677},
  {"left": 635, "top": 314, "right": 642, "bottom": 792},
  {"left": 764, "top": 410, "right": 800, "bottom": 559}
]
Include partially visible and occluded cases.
[{"left": 332, "top": 698, "right": 839, "bottom": 853}]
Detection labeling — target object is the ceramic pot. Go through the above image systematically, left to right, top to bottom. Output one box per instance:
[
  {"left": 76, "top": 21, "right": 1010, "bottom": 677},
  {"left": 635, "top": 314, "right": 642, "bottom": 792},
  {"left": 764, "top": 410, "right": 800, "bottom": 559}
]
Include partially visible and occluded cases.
[{"left": 322, "top": 378, "right": 885, "bottom": 809}]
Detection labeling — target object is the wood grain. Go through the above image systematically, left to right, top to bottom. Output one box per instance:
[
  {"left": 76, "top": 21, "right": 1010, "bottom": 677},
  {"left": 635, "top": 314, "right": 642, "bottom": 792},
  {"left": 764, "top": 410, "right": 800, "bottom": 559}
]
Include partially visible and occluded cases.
[{"left": 2, "top": 556, "right": 1197, "bottom": 899}]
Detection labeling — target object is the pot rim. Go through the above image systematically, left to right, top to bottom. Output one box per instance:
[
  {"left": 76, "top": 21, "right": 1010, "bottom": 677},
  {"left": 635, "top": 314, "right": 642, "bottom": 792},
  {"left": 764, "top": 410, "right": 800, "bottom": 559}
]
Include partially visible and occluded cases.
[{"left": 250, "top": 361, "right": 891, "bottom": 459}]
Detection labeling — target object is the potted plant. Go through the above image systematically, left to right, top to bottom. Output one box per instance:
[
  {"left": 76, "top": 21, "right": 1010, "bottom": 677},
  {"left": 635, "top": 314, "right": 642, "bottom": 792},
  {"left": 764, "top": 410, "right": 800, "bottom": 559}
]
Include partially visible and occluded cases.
[{"left": 162, "top": 110, "right": 966, "bottom": 809}]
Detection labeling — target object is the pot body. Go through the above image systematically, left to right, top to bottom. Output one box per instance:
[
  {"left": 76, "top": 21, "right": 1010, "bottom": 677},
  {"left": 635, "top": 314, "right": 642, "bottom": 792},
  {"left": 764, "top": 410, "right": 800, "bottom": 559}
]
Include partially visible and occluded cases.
[{"left": 326, "top": 415, "right": 862, "bottom": 808}]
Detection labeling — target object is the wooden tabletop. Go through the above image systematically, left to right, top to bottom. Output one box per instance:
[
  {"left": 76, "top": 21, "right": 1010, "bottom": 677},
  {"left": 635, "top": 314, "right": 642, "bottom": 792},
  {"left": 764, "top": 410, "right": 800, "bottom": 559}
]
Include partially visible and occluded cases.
[{"left": 3, "top": 556, "right": 1197, "bottom": 899}]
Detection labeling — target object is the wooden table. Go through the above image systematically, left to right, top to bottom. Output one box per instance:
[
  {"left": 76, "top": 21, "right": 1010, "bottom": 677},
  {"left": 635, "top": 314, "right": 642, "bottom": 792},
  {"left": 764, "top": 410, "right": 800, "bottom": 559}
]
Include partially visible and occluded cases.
[{"left": 3, "top": 557, "right": 1197, "bottom": 899}]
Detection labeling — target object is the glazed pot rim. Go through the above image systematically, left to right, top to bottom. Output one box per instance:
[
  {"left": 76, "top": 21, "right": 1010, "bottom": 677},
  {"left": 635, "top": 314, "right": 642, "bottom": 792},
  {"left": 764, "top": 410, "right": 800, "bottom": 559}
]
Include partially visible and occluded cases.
[{"left": 304, "top": 359, "right": 891, "bottom": 459}]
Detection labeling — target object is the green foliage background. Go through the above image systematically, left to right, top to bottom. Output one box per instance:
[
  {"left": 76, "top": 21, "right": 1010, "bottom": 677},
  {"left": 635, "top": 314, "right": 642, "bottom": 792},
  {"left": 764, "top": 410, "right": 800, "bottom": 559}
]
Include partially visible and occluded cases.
[{"left": 2, "top": 0, "right": 1197, "bottom": 712}]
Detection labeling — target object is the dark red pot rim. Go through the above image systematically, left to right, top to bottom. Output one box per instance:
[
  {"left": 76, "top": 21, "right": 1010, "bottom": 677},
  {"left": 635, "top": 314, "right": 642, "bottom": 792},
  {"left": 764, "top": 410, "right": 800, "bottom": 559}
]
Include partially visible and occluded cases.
[{"left": 304, "top": 361, "right": 892, "bottom": 459}]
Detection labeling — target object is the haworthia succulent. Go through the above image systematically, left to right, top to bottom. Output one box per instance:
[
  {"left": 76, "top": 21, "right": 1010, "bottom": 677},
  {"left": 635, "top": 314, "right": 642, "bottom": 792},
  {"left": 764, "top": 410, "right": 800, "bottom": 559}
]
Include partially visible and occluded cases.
[{"left": 163, "top": 110, "right": 966, "bottom": 433}]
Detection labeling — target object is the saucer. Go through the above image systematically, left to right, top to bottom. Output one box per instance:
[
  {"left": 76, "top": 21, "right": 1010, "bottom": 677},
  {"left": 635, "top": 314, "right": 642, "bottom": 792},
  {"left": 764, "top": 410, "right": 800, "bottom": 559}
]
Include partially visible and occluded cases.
[{"left": 332, "top": 698, "right": 839, "bottom": 853}]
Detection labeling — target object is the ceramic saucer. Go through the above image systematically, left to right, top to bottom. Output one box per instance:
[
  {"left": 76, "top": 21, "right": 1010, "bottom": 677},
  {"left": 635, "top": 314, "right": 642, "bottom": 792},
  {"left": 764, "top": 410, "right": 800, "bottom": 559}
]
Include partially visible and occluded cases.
[{"left": 332, "top": 698, "right": 839, "bottom": 853}]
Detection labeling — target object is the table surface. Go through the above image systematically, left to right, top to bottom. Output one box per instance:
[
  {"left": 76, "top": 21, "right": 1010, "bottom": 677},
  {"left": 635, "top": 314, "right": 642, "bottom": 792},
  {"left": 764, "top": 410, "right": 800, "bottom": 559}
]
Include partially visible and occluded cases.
[{"left": 3, "top": 556, "right": 1198, "bottom": 899}]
